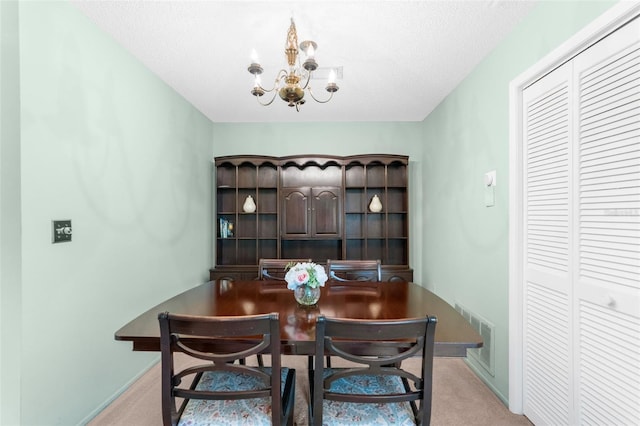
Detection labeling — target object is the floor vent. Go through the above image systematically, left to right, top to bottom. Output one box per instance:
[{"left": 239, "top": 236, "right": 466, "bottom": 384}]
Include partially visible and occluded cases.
[{"left": 455, "top": 303, "right": 495, "bottom": 376}]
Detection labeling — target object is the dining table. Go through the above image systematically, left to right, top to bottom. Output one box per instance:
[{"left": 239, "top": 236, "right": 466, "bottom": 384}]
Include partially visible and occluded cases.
[{"left": 115, "top": 279, "right": 483, "bottom": 357}]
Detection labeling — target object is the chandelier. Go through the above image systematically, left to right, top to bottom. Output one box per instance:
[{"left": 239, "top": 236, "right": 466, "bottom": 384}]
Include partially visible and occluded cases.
[{"left": 247, "top": 18, "right": 339, "bottom": 111}]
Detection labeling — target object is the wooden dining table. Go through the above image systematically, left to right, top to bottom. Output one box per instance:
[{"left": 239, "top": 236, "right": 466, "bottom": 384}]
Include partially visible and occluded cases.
[{"left": 115, "top": 279, "right": 483, "bottom": 357}]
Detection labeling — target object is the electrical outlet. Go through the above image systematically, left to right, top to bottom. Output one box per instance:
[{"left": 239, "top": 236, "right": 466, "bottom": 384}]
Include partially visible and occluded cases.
[{"left": 52, "top": 220, "right": 72, "bottom": 243}]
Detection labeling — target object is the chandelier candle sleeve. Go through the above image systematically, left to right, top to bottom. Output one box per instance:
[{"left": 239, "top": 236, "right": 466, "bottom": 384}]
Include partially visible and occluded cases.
[{"left": 247, "top": 18, "right": 339, "bottom": 111}]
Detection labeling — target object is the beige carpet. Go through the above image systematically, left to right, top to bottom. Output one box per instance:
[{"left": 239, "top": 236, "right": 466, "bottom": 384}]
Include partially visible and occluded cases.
[{"left": 89, "top": 355, "right": 532, "bottom": 425}]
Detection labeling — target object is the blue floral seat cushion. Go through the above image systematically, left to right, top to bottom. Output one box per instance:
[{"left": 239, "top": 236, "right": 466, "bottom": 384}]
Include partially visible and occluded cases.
[
  {"left": 177, "top": 368, "right": 291, "bottom": 426},
  {"left": 320, "top": 369, "right": 416, "bottom": 425}
]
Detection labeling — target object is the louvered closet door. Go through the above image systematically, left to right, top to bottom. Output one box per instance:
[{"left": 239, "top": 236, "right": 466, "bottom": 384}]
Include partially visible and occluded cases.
[
  {"left": 573, "top": 17, "right": 640, "bottom": 425},
  {"left": 522, "top": 62, "right": 575, "bottom": 426}
]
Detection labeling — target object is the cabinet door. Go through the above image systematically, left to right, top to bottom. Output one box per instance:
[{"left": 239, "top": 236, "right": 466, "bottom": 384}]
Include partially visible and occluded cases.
[
  {"left": 281, "top": 186, "right": 341, "bottom": 237},
  {"left": 282, "top": 187, "right": 311, "bottom": 237},
  {"left": 311, "top": 187, "right": 341, "bottom": 237}
]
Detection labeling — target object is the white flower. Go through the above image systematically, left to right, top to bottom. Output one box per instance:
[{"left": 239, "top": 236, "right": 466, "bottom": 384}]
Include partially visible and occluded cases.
[{"left": 285, "top": 262, "right": 328, "bottom": 290}]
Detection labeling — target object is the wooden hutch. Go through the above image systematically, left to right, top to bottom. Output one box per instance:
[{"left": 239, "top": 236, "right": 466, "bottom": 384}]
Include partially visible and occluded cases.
[{"left": 209, "top": 154, "right": 413, "bottom": 282}]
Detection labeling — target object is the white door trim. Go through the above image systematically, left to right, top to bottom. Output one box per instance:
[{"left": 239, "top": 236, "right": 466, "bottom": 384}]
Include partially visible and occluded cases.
[{"left": 508, "top": 1, "right": 640, "bottom": 414}]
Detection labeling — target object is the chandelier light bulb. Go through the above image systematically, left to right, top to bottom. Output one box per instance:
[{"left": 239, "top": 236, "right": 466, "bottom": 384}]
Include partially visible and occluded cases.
[
  {"left": 306, "top": 44, "right": 315, "bottom": 59},
  {"left": 250, "top": 49, "right": 260, "bottom": 64},
  {"left": 326, "top": 69, "right": 339, "bottom": 93},
  {"left": 328, "top": 69, "right": 336, "bottom": 84}
]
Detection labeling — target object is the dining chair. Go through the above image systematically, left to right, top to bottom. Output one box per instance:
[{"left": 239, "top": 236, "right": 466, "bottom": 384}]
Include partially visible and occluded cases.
[
  {"left": 255, "top": 258, "right": 313, "bottom": 367},
  {"left": 258, "top": 258, "right": 313, "bottom": 280},
  {"left": 324, "top": 259, "right": 383, "bottom": 368},
  {"left": 326, "top": 259, "right": 382, "bottom": 282},
  {"left": 158, "top": 311, "right": 296, "bottom": 426},
  {"left": 310, "top": 314, "right": 437, "bottom": 426}
]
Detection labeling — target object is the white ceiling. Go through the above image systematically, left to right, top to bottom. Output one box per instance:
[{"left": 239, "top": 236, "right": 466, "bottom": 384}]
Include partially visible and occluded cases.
[{"left": 70, "top": 0, "right": 537, "bottom": 123}]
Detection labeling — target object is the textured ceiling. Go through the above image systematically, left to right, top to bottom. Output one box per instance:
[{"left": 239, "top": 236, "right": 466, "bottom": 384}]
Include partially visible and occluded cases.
[{"left": 70, "top": 0, "right": 537, "bottom": 123}]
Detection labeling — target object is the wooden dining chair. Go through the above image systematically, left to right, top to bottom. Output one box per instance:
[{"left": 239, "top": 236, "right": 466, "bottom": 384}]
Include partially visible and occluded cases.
[
  {"left": 255, "top": 258, "right": 313, "bottom": 367},
  {"left": 258, "top": 258, "right": 313, "bottom": 281},
  {"left": 324, "top": 259, "right": 383, "bottom": 367},
  {"left": 326, "top": 259, "right": 382, "bottom": 282},
  {"left": 158, "top": 312, "right": 296, "bottom": 426},
  {"left": 310, "top": 315, "right": 437, "bottom": 426}
]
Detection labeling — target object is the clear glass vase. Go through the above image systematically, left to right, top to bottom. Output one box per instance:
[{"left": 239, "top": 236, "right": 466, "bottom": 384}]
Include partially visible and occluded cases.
[{"left": 294, "top": 285, "right": 321, "bottom": 306}]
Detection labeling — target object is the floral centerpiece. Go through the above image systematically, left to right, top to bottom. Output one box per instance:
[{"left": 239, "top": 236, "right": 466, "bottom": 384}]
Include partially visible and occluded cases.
[{"left": 285, "top": 262, "right": 328, "bottom": 306}]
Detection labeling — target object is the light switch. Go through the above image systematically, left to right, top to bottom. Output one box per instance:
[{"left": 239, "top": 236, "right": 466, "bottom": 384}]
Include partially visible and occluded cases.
[
  {"left": 484, "top": 170, "right": 496, "bottom": 187},
  {"left": 484, "top": 171, "right": 496, "bottom": 207},
  {"left": 52, "top": 220, "right": 72, "bottom": 243}
]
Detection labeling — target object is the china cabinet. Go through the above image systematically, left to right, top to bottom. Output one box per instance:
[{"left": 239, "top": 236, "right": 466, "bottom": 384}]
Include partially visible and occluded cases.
[{"left": 210, "top": 154, "right": 412, "bottom": 281}]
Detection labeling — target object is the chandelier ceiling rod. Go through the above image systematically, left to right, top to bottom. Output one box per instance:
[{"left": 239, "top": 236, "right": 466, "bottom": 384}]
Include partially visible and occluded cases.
[{"left": 247, "top": 18, "right": 339, "bottom": 111}]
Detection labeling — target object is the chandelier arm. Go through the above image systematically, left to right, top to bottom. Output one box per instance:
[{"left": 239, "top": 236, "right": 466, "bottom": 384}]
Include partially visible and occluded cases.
[
  {"left": 255, "top": 69, "right": 289, "bottom": 94},
  {"left": 300, "top": 70, "right": 312, "bottom": 90},
  {"left": 307, "top": 87, "right": 335, "bottom": 104},
  {"left": 255, "top": 91, "right": 279, "bottom": 107}
]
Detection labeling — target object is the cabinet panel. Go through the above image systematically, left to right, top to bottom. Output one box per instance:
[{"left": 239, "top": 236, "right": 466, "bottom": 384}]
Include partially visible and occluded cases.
[
  {"left": 237, "top": 163, "right": 257, "bottom": 188},
  {"left": 387, "top": 163, "right": 408, "bottom": 187},
  {"left": 257, "top": 164, "right": 278, "bottom": 187},
  {"left": 345, "top": 164, "right": 365, "bottom": 187},
  {"left": 366, "top": 164, "right": 385, "bottom": 187},
  {"left": 281, "top": 165, "right": 341, "bottom": 187},
  {"left": 216, "top": 166, "right": 236, "bottom": 188},
  {"left": 312, "top": 187, "right": 341, "bottom": 237},
  {"left": 258, "top": 188, "right": 277, "bottom": 213},
  {"left": 281, "top": 188, "right": 311, "bottom": 236},
  {"left": 345, "top": 188, "right": 365, "bottom": 212},
  {"left": 387, "top": 188, "right": 407, "bottom": 212},
  {"left": 217, "top": 189, "right": 236, "bottom": 213},
  {"left": 388, "top": 213, "right": 408, "bottom": 237},
  {"left": 346, "top": 214, "right": 364, "bottom": 238},
  {"left": 367, "top": 214, "right": 384, "bottom": 238},
  {"left": 236, "top": 215, "right": 257, "bottom": 238},
  {"left": 258, "top": 215, "right": 277, "bottom": 238},
  {"left": 217, "top": 239, "right": 236, "bottom": 265},
  {"left": 258, "top": 239, "right": 278, "bottom": 259},
  {"left": 346, "top": 239, "right": 365, "bottom": 259},
  {"left": 366, "top": 239, "right": 385, "bottom": 261},
  {"left": 388, "top": 239, "right": 409, "bottom": 264},
  {"left": 237, "top": 240, "right": 257, "bottom": 264},
  {"left": 281, "top": 240, "right": 341, "bottom": 263},
  {"left": 382, "top": 268, "right": 413, "bottom": 282}
]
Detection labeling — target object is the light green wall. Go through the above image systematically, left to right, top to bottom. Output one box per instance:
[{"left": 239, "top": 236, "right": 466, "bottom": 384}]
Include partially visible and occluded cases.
[
  {"left": 420, "top": 0, "right": 616, "bottom": 404},
  {"left": 8, "top": 1, "right": 213, "bottom": 424},
  {"left": 0, "top": 2, "right": 22, "bottom": 424},
  {"left": 212, "top": 122, "right": 426, "bottom": 278}
]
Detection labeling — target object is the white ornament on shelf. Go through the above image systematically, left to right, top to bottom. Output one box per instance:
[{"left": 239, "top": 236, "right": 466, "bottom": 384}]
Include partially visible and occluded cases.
[
  {"left": 369, "top": 194, "right": 382, "bottom": 212},
  {"left": 243, "top": 195, "right": 257, "bottom": 213}
]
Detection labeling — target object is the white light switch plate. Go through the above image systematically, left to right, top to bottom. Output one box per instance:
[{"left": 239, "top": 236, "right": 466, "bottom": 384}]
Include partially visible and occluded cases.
[
  {"left": 484, "top": 170, "right": 496, "bottom": 207},
  {"left": 485, "top": 186, "right": 495, "bottom": 207}
]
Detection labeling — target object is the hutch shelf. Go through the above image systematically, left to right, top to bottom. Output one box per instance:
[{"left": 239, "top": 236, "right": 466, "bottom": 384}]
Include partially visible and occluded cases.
[{"left": 210, "top": 154, "right": 413, "bottom": 282}]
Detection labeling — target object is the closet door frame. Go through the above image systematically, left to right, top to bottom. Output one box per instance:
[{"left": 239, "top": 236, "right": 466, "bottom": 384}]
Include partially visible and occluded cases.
[{"left": 508, "top": 1, "right": 640, "bottom": 414}]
